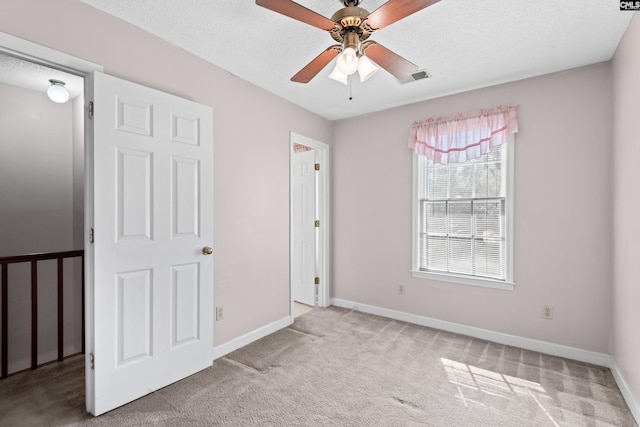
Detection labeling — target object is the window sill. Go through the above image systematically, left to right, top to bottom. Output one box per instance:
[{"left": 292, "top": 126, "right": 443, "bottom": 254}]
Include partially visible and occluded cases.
[{"left": 411, "top": 270, "right": 515, "bottom": 291}]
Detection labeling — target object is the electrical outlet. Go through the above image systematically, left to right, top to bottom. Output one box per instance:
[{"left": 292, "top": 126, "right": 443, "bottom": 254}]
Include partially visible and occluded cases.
[
  {"left": 398, "top": 284, "right": 406, "bottom": 294},
  {"left": 542, "top": 305, "right": 553, "bottom": 320},
  {"left": 216, "top": 306, "right": 224, "bottom": 321}
]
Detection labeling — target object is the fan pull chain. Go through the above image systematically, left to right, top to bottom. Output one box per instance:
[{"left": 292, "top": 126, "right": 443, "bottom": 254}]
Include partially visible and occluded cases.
[{"left": 349, "top": 77, "right": 353, "bottom": 101}]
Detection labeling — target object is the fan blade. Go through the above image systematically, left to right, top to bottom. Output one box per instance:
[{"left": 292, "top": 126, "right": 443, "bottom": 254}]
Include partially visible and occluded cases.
[
  {"left": 256, "top": 0, "right": 337, "bottom": 31},
  {"left": 366, "top": 0, "right": 440, "bottom": 30},
  {"left": 362, "top": 41, "right": 418, "bottom": 81},
  {"left": 291, "top": 45, "right": 341, "bottom": 83}
]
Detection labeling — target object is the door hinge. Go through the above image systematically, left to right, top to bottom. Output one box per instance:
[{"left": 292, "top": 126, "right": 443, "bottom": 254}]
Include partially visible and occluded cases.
[
  {"left": 88, "top": 101, "right": 94, "bottom": 119},
  {"left": 314, "top": 163, "right": 320, "bottom": 171},
  {"left": 314, "top": 220, "right": 320, "bottom": 228},
  {"left": 90, "top": 227, "right": 95, "bottom": 244},
  {"left": 314, "top": 277, "right": 320, "bottom": 285},
  {"left": 90, "top": 353, "right": 95, "bottom": 370}
]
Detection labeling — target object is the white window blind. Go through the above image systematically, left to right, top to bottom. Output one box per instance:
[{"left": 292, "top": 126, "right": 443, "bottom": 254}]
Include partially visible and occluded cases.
[{"left": 415, "top": 142, "right": 513, "bottom": 285}]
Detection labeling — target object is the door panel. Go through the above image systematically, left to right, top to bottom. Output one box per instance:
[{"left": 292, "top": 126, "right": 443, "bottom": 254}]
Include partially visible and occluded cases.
[
  {"left": 88, "top": 71, "right": 213, "bottom": 415},
  {"left": 116, "top": 148, "right": 152, "bottom": 240},
  {"left": 292, "top": 149, "right": 316, "bottom": 306},
  {"left": 172, "top": 157, "right": 200, "bottom": 238},
  {"left": 171, "top": 263, "right": 200, "bottom": 347},
  {"left": 116, "top": 269, "right": 152, "bottom": 365}
]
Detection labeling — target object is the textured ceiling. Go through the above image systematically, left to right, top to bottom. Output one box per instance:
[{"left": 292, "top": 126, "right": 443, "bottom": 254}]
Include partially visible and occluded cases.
[
  {"left": 77, "top": 0, "right": 633, "bottom": 120},
  {"left": 4, "top": 1, "right": 634, "bottom": 119},
  {"left": 0, "top": 53, "right": 84, "bottom": 100}
]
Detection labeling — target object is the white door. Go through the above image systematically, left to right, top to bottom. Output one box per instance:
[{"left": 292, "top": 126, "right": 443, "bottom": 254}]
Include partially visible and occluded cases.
[
  {"left": 87, "top": 72, "right": 213, "bottom": 415},
  {"left": 292, "top": 149, "right": 316, "bottom": 306}
]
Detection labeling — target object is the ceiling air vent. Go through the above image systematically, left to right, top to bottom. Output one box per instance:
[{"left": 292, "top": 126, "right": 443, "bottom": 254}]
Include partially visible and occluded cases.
[{"left": 399, "top": 70, "right": 430, "bottom": 85}]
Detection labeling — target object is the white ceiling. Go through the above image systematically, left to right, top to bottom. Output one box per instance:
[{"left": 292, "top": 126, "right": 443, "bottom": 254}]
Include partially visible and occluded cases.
[{"left": 12, "top": 1, "right": 635, "bottom": 120}]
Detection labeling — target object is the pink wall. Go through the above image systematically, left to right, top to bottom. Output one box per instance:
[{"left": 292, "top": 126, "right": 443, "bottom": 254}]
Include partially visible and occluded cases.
[
  {"left": 0, "top": 0, "right": 332, "bottom": 346},
  {"left": 0, "top": 1, "right": 630, "bottom": 369},
  {"left": 613, "top": 13, "right": 640, "bottom": 406},
  {"left": 332, "top": 62, "right": 613, "bottom": 353}
]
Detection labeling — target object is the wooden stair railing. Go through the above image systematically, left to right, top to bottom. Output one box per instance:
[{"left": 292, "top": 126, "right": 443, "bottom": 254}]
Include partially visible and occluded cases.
[{"left": 0, "top": 250, "right": 84, "bottom": 379}]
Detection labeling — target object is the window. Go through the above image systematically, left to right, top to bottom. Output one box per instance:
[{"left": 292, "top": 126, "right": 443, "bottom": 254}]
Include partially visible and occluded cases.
[{"left": 412, "top": 137, "right": 514, "bottom": 289}]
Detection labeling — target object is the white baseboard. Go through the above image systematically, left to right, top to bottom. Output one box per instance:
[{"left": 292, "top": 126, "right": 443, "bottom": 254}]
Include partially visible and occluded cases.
[
  {"left": 330, "top": 298, "right": 639, "bottom": 425},
  {"left": 331, "top": 298, "right": 611, "bottom": 366},
  {"left": 208, "top": 302, "right": 639, "bottom": 425},
  {"left": 211, "top": 315, "right": 293, "bottom": 361},
  {"left": 610, "top": 361, "right": 640, "bottom": 424}
]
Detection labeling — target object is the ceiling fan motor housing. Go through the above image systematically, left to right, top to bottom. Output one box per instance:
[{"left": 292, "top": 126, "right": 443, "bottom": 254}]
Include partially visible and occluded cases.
[{"left": 330, "top": 5, "right": 373, "bottom": 46}]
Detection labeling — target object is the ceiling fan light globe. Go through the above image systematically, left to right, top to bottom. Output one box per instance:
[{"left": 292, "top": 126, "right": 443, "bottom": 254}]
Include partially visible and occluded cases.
[
  {"left": 336, "top": 47, "right": 358, "bottom": 75},
  {"left": 357, "top": 56, "right": 379, "bottom": 82},
  {"left": 329, "top": 65, "right": 348, "bottom": 85},
  {"left": 47, "top": 80, "right": 69, "bottom": 103}
]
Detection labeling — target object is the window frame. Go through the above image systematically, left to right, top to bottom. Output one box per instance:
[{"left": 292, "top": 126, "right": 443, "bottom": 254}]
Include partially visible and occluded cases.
[{"left": 411, "top": 137, "right": 515, "bottom": 290}]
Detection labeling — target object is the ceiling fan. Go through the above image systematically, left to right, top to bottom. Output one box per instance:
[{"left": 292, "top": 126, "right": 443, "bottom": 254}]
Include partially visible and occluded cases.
[{"left": 255, "top": 0, "right": 440, "bottom": 84}]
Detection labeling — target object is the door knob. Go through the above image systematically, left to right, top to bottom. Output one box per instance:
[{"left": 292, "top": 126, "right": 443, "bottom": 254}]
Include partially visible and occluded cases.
[{"left": 202, "top": 246, "right": 213, "bottom": 255}]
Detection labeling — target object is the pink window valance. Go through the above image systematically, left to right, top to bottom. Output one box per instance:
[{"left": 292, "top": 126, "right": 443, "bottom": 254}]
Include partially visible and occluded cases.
[{"left": 408, "top": 105, "right": 518, "bottom": 164}]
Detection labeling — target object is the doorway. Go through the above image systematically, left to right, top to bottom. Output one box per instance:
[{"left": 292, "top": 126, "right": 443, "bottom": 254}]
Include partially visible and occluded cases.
[
  {"left": 0, "top": 29, "right": 101, "bottom": 406},
  {"left": 0, "top": 48, "right": 93, "bottom": 377},
  {"left": 289, "top": 132, "right": 329, "bottom": 317}
]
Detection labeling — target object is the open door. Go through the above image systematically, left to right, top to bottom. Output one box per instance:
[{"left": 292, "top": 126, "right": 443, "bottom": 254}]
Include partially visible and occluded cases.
[
  {"left": 86, "top": 72, "right": 214, "bottom": 415},
  {"left": 290, "top": 133, "right": 330, "bottom": 313},
  {"left": 292, "top": 148, "right": 317, "bottom": 306}
]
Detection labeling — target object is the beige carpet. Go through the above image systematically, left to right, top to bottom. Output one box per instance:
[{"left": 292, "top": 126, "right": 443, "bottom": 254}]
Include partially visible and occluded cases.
[
  {"left": 294, "top": 301, "right": 314, "bottom": 318},
  {"left": 0, "top": 307, "right": 636, "bottom": 426}
]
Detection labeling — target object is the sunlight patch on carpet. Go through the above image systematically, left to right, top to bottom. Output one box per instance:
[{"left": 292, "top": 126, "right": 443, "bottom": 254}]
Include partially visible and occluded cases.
[{"left": 441, "top": 357, "right": 560, "bottom": 426}]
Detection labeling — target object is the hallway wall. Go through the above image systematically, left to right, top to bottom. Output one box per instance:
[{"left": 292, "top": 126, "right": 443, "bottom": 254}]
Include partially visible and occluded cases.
[
  {"left": 0, "top": 82, "right": 84, "bottom": 373},
  {"left": 0, "top": 83, "right": 76, "bottom": 256}
]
